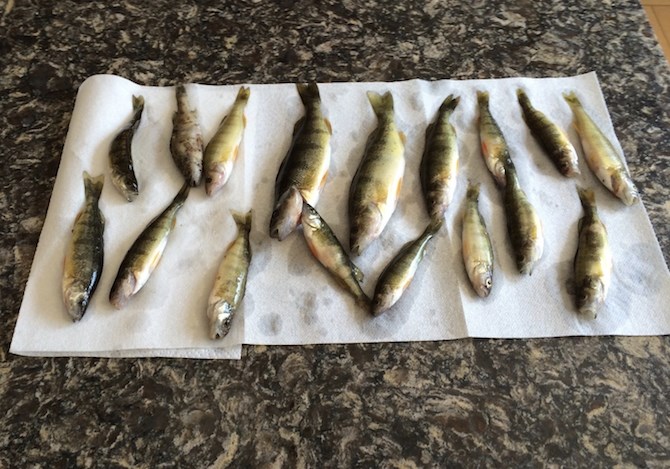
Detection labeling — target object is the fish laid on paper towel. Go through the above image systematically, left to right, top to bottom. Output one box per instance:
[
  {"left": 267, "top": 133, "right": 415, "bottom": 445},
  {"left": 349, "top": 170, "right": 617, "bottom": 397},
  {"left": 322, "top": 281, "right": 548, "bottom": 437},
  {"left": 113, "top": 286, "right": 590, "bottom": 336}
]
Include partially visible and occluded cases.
[
  {"left": 270, "top": 83, "right": 332, "bottom": 241},
  {"left": 170, "top": 85, "right": 205, "bottom": 187},
  {"left": 204, "top": 86, "right": 250, "bottom": 196},
  {"left": 517, "top": 89, "right": 579, "bottom": 177},
  {"left": 349, "top": 91, "right": 406, "bottom": 256},
  {"left": 477, "top": 91, "right": 512, "bottom": 188},
  {"left": 563, "top": 92, "right": 638, "bottom": 206},
  {"left": 420, "top": 94, "right": 460, "bottom": 222},
  {"left": 109, "top": 95, "right": 144, "bottom": 201},
  {"left": 503, "top": 166, "right": 544, "bottom": 275},
  {"left": 62, "top": 172, "right": 105, "bottom": 321},
  {"left": 462, "top": 182, "right": 494, "bottom": 298},
  {"left": 109, "top": 183, "right": 190, "bottom": 308},
  {"left": 574, "top": 187, "right": 612, "bottom": 319},
  {"left": 301, "top": 203, "right": 369, "bottom": 307},
  {"left": 207, "top": 210, "right": 252, "bottom": 339},
  {"left": 371, "top": 220, "right": 441, "bottom": 316}
]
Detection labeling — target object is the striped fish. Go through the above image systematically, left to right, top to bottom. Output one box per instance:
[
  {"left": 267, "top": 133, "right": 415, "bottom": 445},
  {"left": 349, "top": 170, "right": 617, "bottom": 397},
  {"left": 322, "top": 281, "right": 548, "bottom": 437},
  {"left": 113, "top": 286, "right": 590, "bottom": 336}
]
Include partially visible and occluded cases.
[
  {"left": 170, "top": 85, "right": 204, "bottom": 186},
  {"left": 477, "top": 91, "right": 512, "bottom": 188},
  {"left": 109, "top": 95, "right": 143, "bottom": 201}
]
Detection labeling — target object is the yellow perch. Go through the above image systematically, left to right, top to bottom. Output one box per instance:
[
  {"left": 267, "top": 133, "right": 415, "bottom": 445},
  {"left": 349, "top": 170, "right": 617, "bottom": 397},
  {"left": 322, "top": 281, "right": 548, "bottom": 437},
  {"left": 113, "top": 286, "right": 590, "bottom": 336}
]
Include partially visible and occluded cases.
[
  {"left": 170, "top": 85, "right": 204, "bottom": 186},
  {"left": 477, "top": 91, "right": 512, "bottom": 188},
  {"left": 462, "top": 182, "right": 493, "bottom": 298}
]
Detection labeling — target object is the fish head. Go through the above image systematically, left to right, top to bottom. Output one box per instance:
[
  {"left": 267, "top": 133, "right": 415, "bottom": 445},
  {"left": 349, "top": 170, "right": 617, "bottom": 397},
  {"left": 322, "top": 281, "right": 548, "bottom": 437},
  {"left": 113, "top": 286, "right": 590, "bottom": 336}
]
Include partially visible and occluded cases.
[
  {"left": 557, "top": 149, "right": 580, "bottom": 177},
  {"left": 205, "top": 163, "right": 228, "bottom": 196},
  {"left": 610, "top": 172, "right": 638, "bottom": 206},
  {"left": 269, "top": 186, "right": 303, "bottom": 240},
  {"left": 350, "top": 204, "right": 383, "bottom": 256},
  {"left": 472, "top": 264, "right": 493, "bottom": 298},
  {"left": 109, "top": 273, "right": 136, "bottom": 309},
  {"left": 576, "top": 276, "right": 605, "bottom": 319},
  {"left": 62, "top": 283, "right": 89, "bottom": 321},
  {"left": 370, "top": 285, "right": 398, "bottom": 316},
  {"left": 208, "top": 300, "right": 234, "bottom": 340}
]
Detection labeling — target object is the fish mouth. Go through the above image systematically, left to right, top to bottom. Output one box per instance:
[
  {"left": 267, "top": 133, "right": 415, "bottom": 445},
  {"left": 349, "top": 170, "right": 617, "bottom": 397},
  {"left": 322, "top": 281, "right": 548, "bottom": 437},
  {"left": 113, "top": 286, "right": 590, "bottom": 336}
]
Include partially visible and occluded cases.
[
  {"left": 63, "top": 290, "right": 88, "bottom": 322},
  {"left": 208, "top": 303, "right": 233, "bottom": 340}
]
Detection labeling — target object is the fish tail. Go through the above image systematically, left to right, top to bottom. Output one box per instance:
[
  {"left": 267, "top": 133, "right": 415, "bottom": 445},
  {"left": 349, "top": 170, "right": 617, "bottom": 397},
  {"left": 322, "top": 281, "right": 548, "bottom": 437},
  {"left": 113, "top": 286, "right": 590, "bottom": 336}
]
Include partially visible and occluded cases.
[
  {"left": 297, "top": 82, "right": 321, "bottom": 104},
  {"left": 236, "top": 86, "right": 251, "bottom": 102},
  {"left": 516, "top": 89, "right": 531, "bottom": 109},
  {"left": 476, "top": 90, "right": 489, "bottom": 106},
  {"left": 367, "top": 91, "right": 394, "bottom": 117},
  {"left": 562, "top": 91, "right": 581, "bottom": 109},
  {"left": 440, "top": 94, "right": 460, "bottom": 114},
  {"left": 132, "top": 95, "right": 145, "bottom": 113},
  {"left": 83, "top": 171, "right": 104, "bottom": 200},
  {"left": 466, "top": 181, "right": 480, "bottom": 202},
  {"left": 173, "top": 182, "right": 191, "bottom": 207},
  {"left": 577, "top": 186, "right": 596, "bottom": 211},
  {"left": 231, "top": 209, "right": 253, "bottom": 232},
  {"left": 426, "top": 218, "right": 444, "bottom": 235}
]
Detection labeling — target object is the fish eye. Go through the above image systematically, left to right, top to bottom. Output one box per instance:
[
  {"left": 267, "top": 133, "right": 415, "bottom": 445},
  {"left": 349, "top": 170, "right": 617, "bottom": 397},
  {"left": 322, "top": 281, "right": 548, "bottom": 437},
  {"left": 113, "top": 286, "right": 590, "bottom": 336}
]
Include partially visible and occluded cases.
[{"left": 485, "top": 278, "right": 492, "bottom": 288}]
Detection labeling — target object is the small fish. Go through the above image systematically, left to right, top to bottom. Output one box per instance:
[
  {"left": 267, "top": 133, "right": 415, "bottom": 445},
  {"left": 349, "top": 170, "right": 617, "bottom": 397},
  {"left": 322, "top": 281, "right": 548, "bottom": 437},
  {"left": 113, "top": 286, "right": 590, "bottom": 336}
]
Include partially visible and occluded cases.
[
  {"left": 270, "top": 83, "right": 332, "bottom": 240},
  {"left": 170, "top": 85, "right": 204, "bottom": 186},
  {"left": 204, "top": 86, "right": 250, "bottom": 196},
  {"left": 517, "top": 89, "right": 580, "bottom": 177},
  {"left": 349, "top": 91, "right": 406, "bottom": 255},
  {"left": 477, "top": 91, "right": 512, "bottom": 188},
  {"left": 563, "top": 92, "right": 638, "bottom": 205},
  {"left": 109, "top": 95, "right": 143, "bottom": 201},
  {"left": 421, "top": 95, "right": 460, "bottom": 222},
  {"left": 503, "top": 166, "right": 544, "bottom": 275},
  {"left": 62, "top": 172, "right": 105, "bottom": 321},
  {"left": 462, "top": 182, "right": 494, "bottom": 298},
  {"left": 109, "top": 183, "right": 190, "bottom": 308},
  {"left": 574, "top": 188, "right": 612, "bottom": 319},
  {"left": 301, "top": 202, "right": 369, "bottom": 307},
  {"left": 207, "top": 210, "right": 252, "bottom": 339},
  {"left": 371, "top": 220, "right": 441, "bottom": 316}
]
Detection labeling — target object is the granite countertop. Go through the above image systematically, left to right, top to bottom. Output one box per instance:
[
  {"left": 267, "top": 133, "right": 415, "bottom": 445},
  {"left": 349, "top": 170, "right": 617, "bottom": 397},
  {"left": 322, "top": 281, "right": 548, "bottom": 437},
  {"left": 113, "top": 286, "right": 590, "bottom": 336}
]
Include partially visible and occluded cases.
[{"left": 2, "top": 0, "right": 669, "bottom": 466}]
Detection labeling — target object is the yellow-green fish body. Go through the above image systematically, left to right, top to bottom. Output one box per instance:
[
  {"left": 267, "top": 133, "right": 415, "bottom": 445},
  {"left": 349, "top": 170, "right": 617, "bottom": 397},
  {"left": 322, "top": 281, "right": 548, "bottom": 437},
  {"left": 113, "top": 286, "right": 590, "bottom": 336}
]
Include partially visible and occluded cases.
[
  {"left": 270, "top": 83, "right": 332, "bottom": 240},
  {"left": 170, "top": 85, "right": 204, "bottom": 186},
  {"left": 204, "top": 86, "right": 250, "bottom": 196},
  {"left": 517, "top": 89, "right": 579, "bottom": 177},
  {"left": 349, "top": 91, "right": 406, "bottom": 256},
  {"left": 477, "top": 91, "right": 511, "bottom": 188},
  {"left": 563, "top": 92, "right": 638, "bottom": 205},
  {"left": 109, "top": 95, "right": 143, "bottom": 201},
  {"left": 421, "top": 95, "right": 460, "bottom": 222},
  {"left": 503, "top": 167, "right": 544, "bottom": 275},
  {"left": 62, "top": 172, "right": 105, "bottom": 321},
  {"left": 462, "top": 182, "right": 493, "bottom": 298},
  {"left": 109, "top": 183, "right": 190, "bottom": 308},
  {"left": 574, "top": 188, "right": 612, "bottom": 319},
  {"left": 301, "top": 203, "right": 368, "bottom": 307},
  {"left": 207, "top": 210, "right": 252, "bottom": 339},
  {"left": 371, "top": 220, "right": 441, "bottom": 316}
]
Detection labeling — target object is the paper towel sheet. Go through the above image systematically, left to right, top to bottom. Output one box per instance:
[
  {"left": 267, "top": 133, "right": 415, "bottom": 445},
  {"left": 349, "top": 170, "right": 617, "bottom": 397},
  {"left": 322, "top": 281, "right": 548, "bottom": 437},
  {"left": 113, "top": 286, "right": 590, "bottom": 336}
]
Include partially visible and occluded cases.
[{"left": 11, "top": 73, "right": 670, "bottom": 358}]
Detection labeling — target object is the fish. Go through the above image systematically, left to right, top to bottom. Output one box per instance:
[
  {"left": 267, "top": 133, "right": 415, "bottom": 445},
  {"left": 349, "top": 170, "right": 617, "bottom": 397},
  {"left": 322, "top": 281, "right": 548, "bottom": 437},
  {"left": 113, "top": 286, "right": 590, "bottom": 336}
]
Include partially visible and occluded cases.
[
  {"left": 269, "top": 83, "right": 332, "bottom": 240},
  {"left": 170, "top": 84, "right": 204, "bottom": 186},
  {"left": 204, "top": 86, "right": 250, "bottom": 196},
  {"left": 517, "top": 89, "right": 580, "bottom": 177},
  {"left": 349, "top": 91, "right": 406, "bottom": 255},
  {"left": 477, "top": 91, "right": 512, "bottom": 188},
  {"left": 563, "top": 92, "right": 638, "bottom": 205},
  {"left": 420, "top": 94, "right": 460, "bottom": 222},
  {"left": 109, "top": 95, "right": 143, "bottom": 201},
  {"left": 503, "top": 166, "right": 544, "bottom": 275},
  {"left": 62, "top": 172, "right": 105, "bottom": 321},
  {"left": 462, "top": 182, "right": 494, "bottom": 298},
  {"left": 109, "top": 183, "right": 190, "bottom": 308},
  {"left": 574, "top": 187, "right": 612, "bottom": 319},
  {"left": 301, "top": 202, "right": 369, "bottom": 307},
  {"left": 207, "top": 210, "right": 252, "bottom": 339},
  {"left": 371, "top": 220, "right": 441, "bottom": 316}
]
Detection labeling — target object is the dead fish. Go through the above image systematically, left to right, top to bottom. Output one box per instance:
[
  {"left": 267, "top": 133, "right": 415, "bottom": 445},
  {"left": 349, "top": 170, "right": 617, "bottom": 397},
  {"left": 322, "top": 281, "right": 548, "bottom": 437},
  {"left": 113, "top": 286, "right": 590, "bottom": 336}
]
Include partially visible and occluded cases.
[
  {"left": 270, "top": 83, "right": 332, "bottom": 240},
  {"left": 170, "top": 84, "right": 204, "bottom": 186},
  {"left": 204, "top": 86, "right": 250, "bottom": 196},
  {"left": 517, "top": 89, "right": 580, "bottom": 177},
  {"left": 349, "top": 91, "right": 406, "bottom": 256},
  {"left": 477, "top": 91, "right": 512, "bottom": 188},
  {"left": 563, "top": 92, "right": 638, "bottom": 205},
  {"left": 420, "top": 94, "right": 460, "bottom": 222},
  {"left": 109, "top": 95, "right": 143, "bottom": 201},
  {"left": 503, "top": 166, "right": 544, "bottom": 275},
  {"left": 62, "top": 172, "right": 105, "bottom": 321},
  {"left": 462, "top": 182, "right": 493, "bottom": 298},
  {"left": 109, "top": 183, "right": 190, "bottom": 308},
  {"left": 574, "top": 187, "right": 612, "bottom": 319},
  {"left": 301, "top": 202, "right": 369, "bottom": 307},
  {"left": 207, "top": 210, "right": 252, "bottom": 339},
  {"left": 371, "top": 220, "right": 442, "bottom": 316}
]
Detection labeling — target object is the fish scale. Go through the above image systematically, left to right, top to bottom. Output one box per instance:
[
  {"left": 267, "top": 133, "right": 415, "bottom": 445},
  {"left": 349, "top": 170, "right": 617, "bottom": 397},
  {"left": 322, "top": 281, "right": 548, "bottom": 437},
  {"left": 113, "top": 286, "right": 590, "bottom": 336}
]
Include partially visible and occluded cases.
[{"left": 109, "top": 95, "right": 143, "bottom": 201}]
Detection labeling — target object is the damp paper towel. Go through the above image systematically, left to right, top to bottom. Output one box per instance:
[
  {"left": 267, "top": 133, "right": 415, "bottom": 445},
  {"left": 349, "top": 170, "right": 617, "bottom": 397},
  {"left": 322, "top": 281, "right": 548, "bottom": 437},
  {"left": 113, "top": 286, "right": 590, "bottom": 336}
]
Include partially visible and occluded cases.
[{"left": 10, "top": 72, "right": 670, "bottom": 358}]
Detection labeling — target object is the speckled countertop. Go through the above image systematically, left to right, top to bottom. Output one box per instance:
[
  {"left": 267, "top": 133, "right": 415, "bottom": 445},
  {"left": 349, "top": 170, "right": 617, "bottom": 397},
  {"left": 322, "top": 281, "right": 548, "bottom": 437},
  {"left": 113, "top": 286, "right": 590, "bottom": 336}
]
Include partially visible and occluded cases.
[{"left": 1, "top": 0, "right": 669, "bottom": 466}]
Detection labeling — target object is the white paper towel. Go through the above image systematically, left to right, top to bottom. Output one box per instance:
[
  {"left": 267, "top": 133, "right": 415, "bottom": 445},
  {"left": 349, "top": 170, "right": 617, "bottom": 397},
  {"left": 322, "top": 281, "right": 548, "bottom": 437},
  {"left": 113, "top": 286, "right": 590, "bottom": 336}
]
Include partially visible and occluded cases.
[{"left": 11, "top": 73, "right": 670, "bottom": 358}]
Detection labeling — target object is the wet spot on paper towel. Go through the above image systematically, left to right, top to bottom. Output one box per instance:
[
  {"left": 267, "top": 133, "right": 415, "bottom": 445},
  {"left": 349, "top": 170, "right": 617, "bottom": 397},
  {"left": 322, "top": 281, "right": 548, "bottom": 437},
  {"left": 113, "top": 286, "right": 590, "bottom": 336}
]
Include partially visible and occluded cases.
[
  {"left": 249, "top": 232, "right": 272, "bottom": 274},
  {"left": 287, "top": 236, "right": 311, "bottom": 275},
  {"left": 300, "top": 292, "right": 318, "bottom": 326},
  {"left": 259, "top": 313, "right": 282, "bottom": 336}
]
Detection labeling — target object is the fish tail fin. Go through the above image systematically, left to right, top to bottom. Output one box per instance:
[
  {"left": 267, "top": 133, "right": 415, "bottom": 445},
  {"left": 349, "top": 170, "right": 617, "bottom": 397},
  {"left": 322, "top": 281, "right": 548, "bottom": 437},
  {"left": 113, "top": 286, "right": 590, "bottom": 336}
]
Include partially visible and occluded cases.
[
  {"left": 297, "top": 82, "right": 321, "bottom": 104},
  {"left": 236, "top": 86, "right": 251, "bottom": 102},
  {"left": 516, "top": 88, "right": 531, "bottom": 109},
  {"left": 476, "top": 90, "right": 489, "bottom": 107},
  {"left": 367, "top": 91, "right": 394, "bottom": 117},
  {"left": 563, "top": 91, "right": 581, "bottom": 109},
  {"left": 440, "top": 94, "right": 460, "bottom": 114},
  {"left": 132, "top": 95, "right": 145, "bottom": 113},
  {"left": 83, "top": 171, "right": 104, "bottom": 200},
  {"left": 466, "top": 181, "right": 480, "bottom": 202},
  {"left": 173, "top": 182, "right": 191, "bottom": 207},
  {"left": 577, "top": 186, "right": 596, "bottom": 212},
  {"left": 231, "top": 209, "right": 253, "bottom": 232},
  {"left": 426, "top": 218, "right": 444, "bottom": 235}
]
